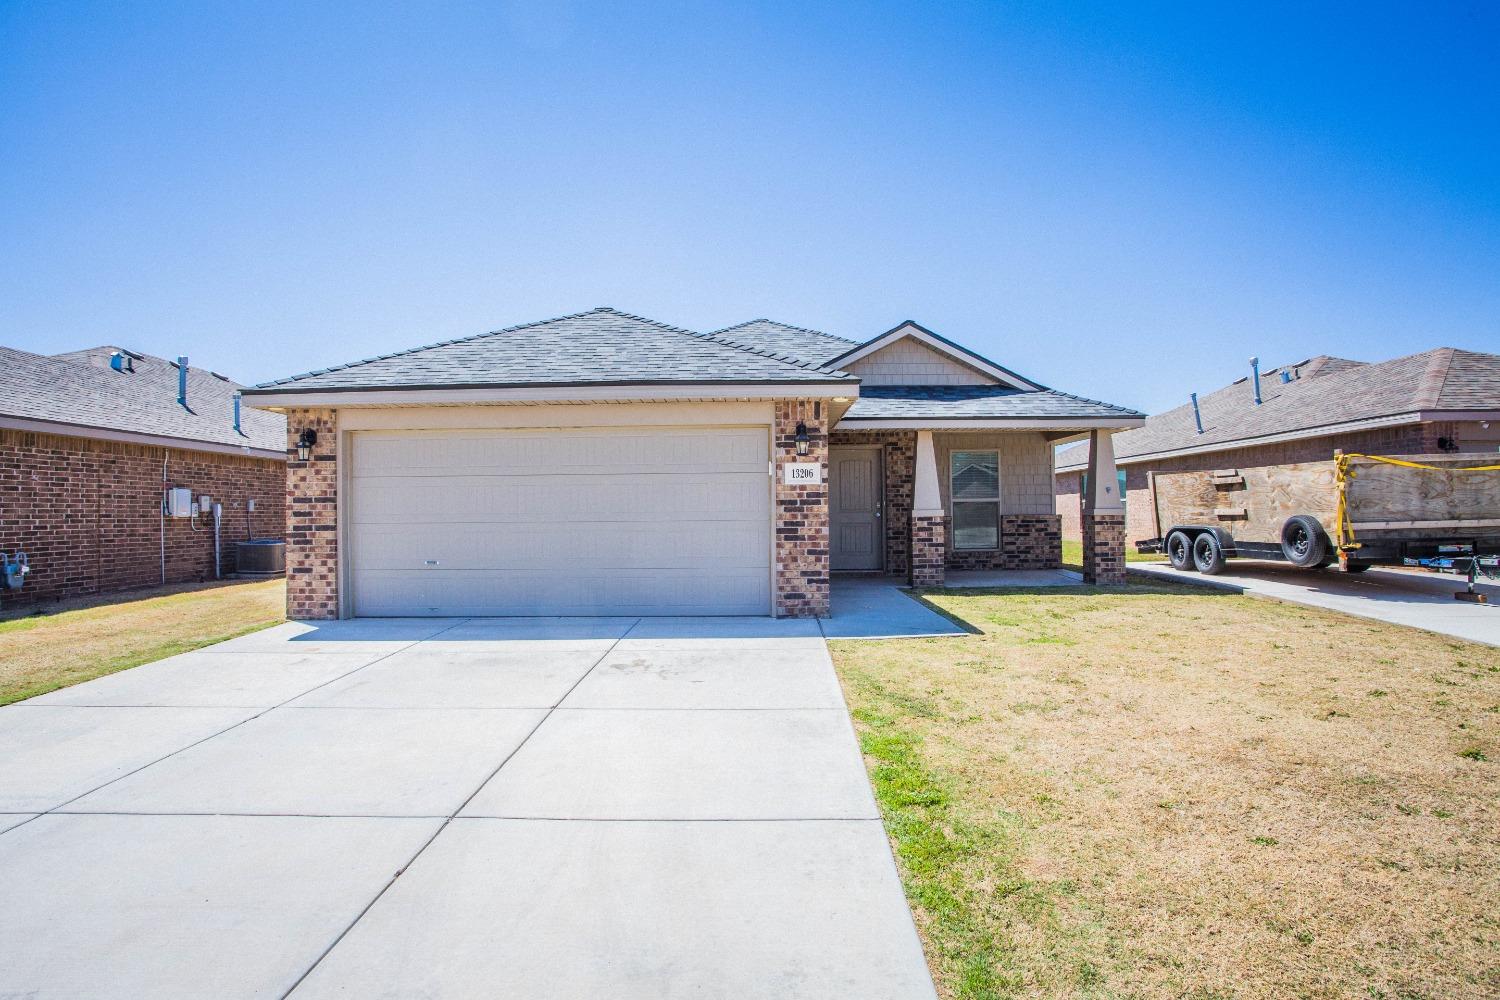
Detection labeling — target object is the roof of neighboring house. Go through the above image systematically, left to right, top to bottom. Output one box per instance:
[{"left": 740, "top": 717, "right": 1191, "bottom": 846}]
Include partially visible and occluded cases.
[
  {"left": 247, "top": 308, "right": 858, "bottom": 393},
  {"left": 707, "top": 319, "right": 857, "bottom": 365},
  {"left": 0, "top": 345, "right": 285, "bottom": 455},
  {"left": 1055, "top": 347, "right": 1500, "bottom": 472},
  {"left": 840, "top": 385, "right": 1143, "bottom": 421}
]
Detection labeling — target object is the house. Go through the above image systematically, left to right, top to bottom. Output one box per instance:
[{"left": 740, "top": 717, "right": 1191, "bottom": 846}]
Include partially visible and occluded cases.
[
  {"left": 242, "top": 307, "right": 1142, "bottom": 619},
  {"left": 0, "top": 346, "right": 286, "bottom": 605},
  {"left": 1055, "top": 347, "right": 1500, "bottom": 546}
]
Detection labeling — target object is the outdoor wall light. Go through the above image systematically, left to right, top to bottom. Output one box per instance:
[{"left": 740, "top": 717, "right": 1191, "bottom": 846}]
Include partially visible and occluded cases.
[
  {"left": 794, "top": 421, "right": 810, "bottom": 456},
  {"left": 296, "top": 428, "right": 318, "bottom": 462}
]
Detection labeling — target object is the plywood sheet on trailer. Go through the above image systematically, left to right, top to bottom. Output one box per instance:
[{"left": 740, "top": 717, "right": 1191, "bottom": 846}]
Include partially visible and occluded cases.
[
  {"left": 1346, "top": 455, "right": 1500, "bottom": 524},
  {"left": 1152, "top": 461, "right": 1339, "bottom": 544}
]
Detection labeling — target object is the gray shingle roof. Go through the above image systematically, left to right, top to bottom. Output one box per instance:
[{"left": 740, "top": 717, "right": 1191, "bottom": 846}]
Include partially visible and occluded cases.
[
  {"left": 248, "top": 308, "right": 857, "bottom": 393},
  {"left": 707, "top": 319, "right": 856, "bottom": 366},
  {"left": 0, "top": 346, "right": 285, "bottom": 453},
  {"left": 1056, "top": 347, "right": 1500, "bottom": 471},
  {"left": 841, "top": 386, "right": 1144, "bottom": 421}
]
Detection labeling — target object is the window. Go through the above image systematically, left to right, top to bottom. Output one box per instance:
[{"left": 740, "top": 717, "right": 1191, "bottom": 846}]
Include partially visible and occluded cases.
[{"left": 950, "top": 450, "right": 999, "bottom": 549}]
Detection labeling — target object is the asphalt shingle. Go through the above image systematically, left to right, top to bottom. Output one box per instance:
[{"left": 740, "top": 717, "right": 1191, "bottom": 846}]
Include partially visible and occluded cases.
[
  {"left": 249, "top": 308, "right": 857, "bottom": 392},
  {"left": 0, "top": 346, "right": 284, "bottom": 453},
  {"left": 1056, "top": 347, "right": 1500, "bottom": 470},
  {"left": 840, "top": 385, "right": 1144, "bottom": 421}
]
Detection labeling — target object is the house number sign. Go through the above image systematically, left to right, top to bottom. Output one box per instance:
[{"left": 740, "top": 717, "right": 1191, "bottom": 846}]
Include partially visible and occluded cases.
[{"left": 782, "top": 462, "right": 823, "bottom": 485}]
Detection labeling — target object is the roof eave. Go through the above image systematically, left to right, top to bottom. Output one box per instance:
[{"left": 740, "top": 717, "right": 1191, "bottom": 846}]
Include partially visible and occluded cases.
[
  {"left": 242, "top": 379, "right": 861, "bottom": 409},
  {"left": 0, "top": 414, "right": 285, "bottom": 460},
  {"left": 834, "top": 416, "right": 1144, "bottom": 431}
]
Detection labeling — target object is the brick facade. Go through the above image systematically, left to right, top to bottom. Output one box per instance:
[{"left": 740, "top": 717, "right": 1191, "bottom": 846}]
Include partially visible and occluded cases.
[
  {"left": 774, "top": 400, "right": 830, "bottom": 617},
  {"left": 284, "top": 408, "right": 340, "bottom": 620},
  {"left": 1057, "top": 421, "right": 1466, "bottom": 546},
  {"left": 0, "top": 428, "right": 285, "bottom": 608},
  {"left": 828, "top": 429, "right": 915, "bottom": 575},
  {"left": 1081, "top": 512, "right": 1126, "bottom": 585},
  {"left": 909, "top": 513, "right": 945, "bottom": 587}
]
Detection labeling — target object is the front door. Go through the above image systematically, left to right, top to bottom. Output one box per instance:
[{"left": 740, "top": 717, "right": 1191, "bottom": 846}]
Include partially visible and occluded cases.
[{"left": 830, "top": 447, "right": 882, "bottom": 571}]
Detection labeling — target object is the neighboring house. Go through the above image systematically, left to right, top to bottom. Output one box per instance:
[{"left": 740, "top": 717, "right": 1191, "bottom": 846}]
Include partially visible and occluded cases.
[
  {"left": 242, "top": 307, "right": 1142, "bottom": 620},
  {"left": 0, "top": 346, "right": 286, "bottom": 606},
  {"left": 1055, "top": 348, "right": 1500, "bottom": 545}
]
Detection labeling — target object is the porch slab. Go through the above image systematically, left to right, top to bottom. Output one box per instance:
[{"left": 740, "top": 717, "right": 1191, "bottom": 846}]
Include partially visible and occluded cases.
[
  {"left": 944, "top": 568, "right": 1084, "bottom": 587},
  {"left": 824, "top": 576, "right": 967, "bottom": 639}
]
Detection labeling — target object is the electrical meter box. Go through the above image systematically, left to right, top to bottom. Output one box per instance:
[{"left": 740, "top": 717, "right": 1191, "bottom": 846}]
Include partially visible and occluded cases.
[{"left": 166, "top": 488, "right": 195, "bottom": 518}]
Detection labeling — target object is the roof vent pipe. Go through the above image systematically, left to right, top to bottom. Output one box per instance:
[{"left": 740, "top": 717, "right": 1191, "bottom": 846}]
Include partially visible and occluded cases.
[
  {"left": 177, "top": 356, "right": 189, "bottom": 407},
  {"left": 1250, "top": 356, "right": 1262, "bottom": 405},
  {"left": 1190, "top": 392, "right": 1204, "bottom": 434},
  {"left": 233, "top": 393, "right": 242, "bottom": 434}
]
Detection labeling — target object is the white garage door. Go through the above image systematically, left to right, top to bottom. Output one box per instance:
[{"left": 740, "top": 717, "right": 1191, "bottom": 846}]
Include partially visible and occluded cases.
[{"left": 348, "top": 427, "right": 772, "bottom": 616}]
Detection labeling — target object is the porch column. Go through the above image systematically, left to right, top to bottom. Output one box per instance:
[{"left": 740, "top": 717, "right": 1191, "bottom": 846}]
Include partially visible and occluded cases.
[
  {"left": 1081, "top": 429, "right": 1126, "bottom": 585},
  {"left": 909, "top": 430, "right": 945, "bottom": 587}
]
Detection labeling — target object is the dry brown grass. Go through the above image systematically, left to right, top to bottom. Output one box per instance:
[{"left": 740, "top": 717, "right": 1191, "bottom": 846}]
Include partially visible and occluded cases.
[
  {"left": 1, "top": 579, "right": 285, "bottom": 705},
  {"left": 831, "top": 582, "right": 1500, "bottom": 999}
]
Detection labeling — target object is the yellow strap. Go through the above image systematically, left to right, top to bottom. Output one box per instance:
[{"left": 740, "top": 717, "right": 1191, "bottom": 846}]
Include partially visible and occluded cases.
[{"left": 1334, "top": 452, "right": 1500, "bottom": 552}]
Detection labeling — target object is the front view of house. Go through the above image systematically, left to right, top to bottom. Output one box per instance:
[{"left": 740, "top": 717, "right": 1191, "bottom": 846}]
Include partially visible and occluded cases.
[{"left": 243, "top": 308, "right": 1142, "bottom": 619}]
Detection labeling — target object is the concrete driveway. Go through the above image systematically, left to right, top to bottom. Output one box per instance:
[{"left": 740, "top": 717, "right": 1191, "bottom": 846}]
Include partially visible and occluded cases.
[
  {"left": 1133, "top": 561, "right": 1500, "bottom": 647},
  {"left": 0, "top": 616, "right": 936, "bottom": 999}
]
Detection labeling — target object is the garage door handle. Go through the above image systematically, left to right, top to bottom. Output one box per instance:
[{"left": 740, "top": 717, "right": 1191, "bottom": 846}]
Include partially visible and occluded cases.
[{"left": 424, "top": 560, "right": 440, "bottom": 566}]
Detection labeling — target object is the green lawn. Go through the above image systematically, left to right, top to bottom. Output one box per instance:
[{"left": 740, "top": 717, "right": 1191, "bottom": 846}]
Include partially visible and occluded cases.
[
  {"left": 1060, "top": 537, "right": 1162, "bottom": 571},
  {"left": 1, "top": 579, "right": 286, "bottom": 705},
  {"left": 831, "top": 583, "right": 1500, "bottom": 1000}
]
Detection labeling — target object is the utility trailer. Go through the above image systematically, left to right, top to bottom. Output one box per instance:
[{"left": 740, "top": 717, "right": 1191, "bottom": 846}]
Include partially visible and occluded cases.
[{"left": 1138, "top": 452, "right": 1500, "bottom": 578}]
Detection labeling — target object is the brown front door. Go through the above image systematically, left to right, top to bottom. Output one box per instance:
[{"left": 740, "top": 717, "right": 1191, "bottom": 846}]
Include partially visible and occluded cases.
[{"left": 830, "top": 447, "right": 883, "bottom": 570}]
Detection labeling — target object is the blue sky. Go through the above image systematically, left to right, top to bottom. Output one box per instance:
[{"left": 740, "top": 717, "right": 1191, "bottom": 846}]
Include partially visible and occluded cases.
[{"left": 2, "top": 1, "right": 1495, "bottom": 413}]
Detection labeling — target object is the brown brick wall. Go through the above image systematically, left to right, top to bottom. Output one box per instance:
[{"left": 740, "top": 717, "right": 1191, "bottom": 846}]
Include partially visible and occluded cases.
[
  {"left": 774, "top": 401, "right": 830, "bottom": 617},
  {"left": 285, "top": 408, "right": 340, "bottom": 620},
  {"left": 1056, "top": 421, "right": 1465, "bottom": 546},
  {"left": 0, "top": 428, "right": 284, "bottom": 608},
  {"left": 828, "top": 429, "right": 915, "bottom": 574},
  {"left": 1082, "top": 512, "right": 1126, "bottom": 585},
  {"left": 909, "top": 513, "right": 945, "bottom": 587}
]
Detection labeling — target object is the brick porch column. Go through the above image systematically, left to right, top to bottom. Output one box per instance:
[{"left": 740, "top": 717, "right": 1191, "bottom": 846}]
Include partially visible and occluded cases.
[
  {"left": 773, "top": 400, "right": 830, "bottom": 617},
  {"left": 1081, "top": 428, "right": 1126, "bottom": 586},
  {"left": 909, "top": 429, "right": 945, "bottom": 587}
]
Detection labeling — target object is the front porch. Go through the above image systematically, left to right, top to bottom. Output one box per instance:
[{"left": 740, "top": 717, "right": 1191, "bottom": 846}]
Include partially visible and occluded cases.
[{"left": 827, "top": 426, "right": 1128, "bottom": 589}]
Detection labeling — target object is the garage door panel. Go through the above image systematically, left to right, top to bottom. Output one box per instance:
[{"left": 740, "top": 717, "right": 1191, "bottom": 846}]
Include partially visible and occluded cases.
[
  {"left": 349, "top": 427, "right": 772, "bottom": 616},
  {"left": 353, "top": 428, "right": 767, "bottom": 478},
  {"left": 352, "top": 475, "right": 767, "bottom": 524},
  {"left": 351, "top": 521, "right": 769, "bottom": 571},
  {"left": 353, "top": 569, "right": 771, "bottom": 617}
]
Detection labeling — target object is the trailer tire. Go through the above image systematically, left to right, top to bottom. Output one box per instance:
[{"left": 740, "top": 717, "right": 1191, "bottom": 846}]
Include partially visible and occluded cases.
[
  {"left": 1280, "top": 515, "right": 1329, "bottom": 568},
  {"left": 1166, "top": 530, "right": 1195, "bottom": 571},
  {"left": 1192, "top": 532, "right": 1226, "bottom": 574},
  {"left": 1342, "top": 559, "right": 1372, "bottom": 574}
]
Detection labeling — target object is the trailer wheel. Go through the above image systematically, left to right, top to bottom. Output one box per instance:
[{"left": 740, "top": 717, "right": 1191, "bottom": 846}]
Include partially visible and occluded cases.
[
  {"left": 1280, "top": 515, "right": 1328, "bottom": 568},
  {"left": 1166, "top": 530, "right": 1195, "bottom": 571},
  {"left": 1192, "top": 532, "right": 1226, "bottom": 574},
  {"left": 1342, "top": 559, "right": 1372, "bottom": 574}
]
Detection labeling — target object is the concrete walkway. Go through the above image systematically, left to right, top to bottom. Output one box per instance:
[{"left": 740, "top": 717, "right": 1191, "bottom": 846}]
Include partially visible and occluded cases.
[
  {"left": 1133, "top": 561, "right": 1500, "bottom": 647},
  {"left": 0, "top": 617, "right": 936, "bottom": 999}
]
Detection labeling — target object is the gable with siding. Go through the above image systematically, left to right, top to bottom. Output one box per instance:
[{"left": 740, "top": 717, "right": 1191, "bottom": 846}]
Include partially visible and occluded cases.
[{"left": 844, "top": 339, "right": 998, "bottom": 386}]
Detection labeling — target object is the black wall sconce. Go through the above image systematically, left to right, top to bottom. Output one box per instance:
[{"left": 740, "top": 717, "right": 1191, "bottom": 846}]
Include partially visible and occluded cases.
[
  {"left": 794, "top": 421, "right": 810, "bottom": 456},
  {"left": 296, "top": 428, "right": 318, "bottom": 462}
]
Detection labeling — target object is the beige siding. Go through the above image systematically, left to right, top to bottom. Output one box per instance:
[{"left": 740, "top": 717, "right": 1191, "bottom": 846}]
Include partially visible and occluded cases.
[
  {"left": 844, "top": 340, "right": 995, "bottom": 386},
  {"left": 935, "top": 432, "right": 1054, "bottom": 517}
]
